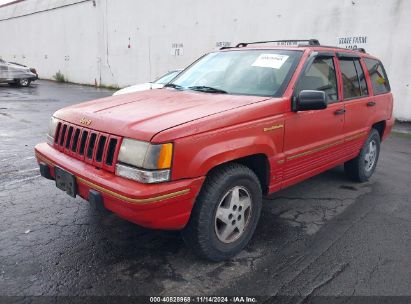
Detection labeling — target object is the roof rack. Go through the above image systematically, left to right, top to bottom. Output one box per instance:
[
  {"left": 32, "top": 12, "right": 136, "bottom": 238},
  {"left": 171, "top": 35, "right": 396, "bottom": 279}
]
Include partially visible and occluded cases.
[
  {"left": 235, "top": 39, "right": 320, "bottom": 48},
  {"left": 219, "top": 40, "right": 368, "bottom": 54}
]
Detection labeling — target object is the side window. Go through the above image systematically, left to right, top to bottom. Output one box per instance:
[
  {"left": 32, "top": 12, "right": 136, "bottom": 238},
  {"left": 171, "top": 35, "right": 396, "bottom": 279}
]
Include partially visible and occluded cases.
[
  {"left": 296, "top": 57, "right": 338, "bottom": 102},
  {"left": 339, "top": 58, "right": 367, "bottom": 99},
  {"left": 364, "top": 58, "right": 390, "bottom": 95},
  {"left": 355, "top": 60, "right": 369, "bottom": 96}
]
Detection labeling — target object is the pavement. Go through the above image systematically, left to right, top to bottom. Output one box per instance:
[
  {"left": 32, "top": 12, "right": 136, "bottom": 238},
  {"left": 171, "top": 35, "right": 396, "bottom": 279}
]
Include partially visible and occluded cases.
[
  {"left": 0, "top": 80, "right": 410, "bottom": 301},
  {"left": 393, "top": 121, "right": 411, "bottom": 135}
]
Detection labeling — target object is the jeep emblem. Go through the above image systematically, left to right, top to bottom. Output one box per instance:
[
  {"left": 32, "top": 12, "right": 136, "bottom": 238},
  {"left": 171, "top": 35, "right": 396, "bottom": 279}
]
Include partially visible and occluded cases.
[{"left": 80, "top": 117, "right": 92, "bottom": 126}]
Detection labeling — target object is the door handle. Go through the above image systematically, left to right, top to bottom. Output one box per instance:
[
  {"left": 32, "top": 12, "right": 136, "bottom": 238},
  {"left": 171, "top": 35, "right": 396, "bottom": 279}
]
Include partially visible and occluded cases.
[
  {"left": 367, "top": 101, "right": 376, "bottom": 107},
  {"left": 334, "top": 109, "right": 346, "bottom": 115}
]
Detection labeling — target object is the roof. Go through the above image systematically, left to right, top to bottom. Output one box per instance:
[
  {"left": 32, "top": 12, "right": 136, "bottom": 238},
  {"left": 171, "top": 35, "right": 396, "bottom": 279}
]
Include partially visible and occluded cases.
[{"left": 0, "top": 0, "right": 87, "bottom": 21}]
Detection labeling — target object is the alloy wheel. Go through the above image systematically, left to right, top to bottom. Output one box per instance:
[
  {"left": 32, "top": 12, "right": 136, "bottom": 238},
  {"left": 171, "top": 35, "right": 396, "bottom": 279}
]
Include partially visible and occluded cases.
[
  {"left": 20, "top": 79, "right": 29, "bottom": 86},
  {"left": 364, "top": 139, "right": 377, "bottom": 172},
  {"left": 214, "top": 186, "right": 252, "bottom": 244}
]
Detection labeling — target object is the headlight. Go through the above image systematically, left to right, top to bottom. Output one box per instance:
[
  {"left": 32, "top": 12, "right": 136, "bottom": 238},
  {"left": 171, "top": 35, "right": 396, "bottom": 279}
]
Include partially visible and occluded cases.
[
  {"left": 47, "top": 117, "right": 59, "bottom": 146},
  {"left": 116, "top": 138, "right": 173, "bottom": 183},
  {"left": 116, "top": 164, "right": 170, "bottom": 184}
]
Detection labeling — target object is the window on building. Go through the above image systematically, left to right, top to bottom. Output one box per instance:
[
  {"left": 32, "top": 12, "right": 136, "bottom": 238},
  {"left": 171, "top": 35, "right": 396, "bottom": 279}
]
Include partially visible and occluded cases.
[
  {"left": 295, "top": 57, "right": 338, "bottom": 102},
  {"left": 364, "top": 58, "right": 390, "bottom": 95}
]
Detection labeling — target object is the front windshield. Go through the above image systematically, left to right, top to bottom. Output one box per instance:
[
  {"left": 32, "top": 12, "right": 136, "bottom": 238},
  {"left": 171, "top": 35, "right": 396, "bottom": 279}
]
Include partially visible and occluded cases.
[
  {"left": 170, "top": 50, "right": 302, "bottom": 97},
  {"left": 153, "top": 70, "right": 180, "bottom": 84}
]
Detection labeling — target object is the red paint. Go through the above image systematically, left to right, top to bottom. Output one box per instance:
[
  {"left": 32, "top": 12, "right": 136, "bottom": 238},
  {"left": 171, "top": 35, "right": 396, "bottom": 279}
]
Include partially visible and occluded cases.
[{"left": 35, "top": 45, "right": 394, "bottom": 230}]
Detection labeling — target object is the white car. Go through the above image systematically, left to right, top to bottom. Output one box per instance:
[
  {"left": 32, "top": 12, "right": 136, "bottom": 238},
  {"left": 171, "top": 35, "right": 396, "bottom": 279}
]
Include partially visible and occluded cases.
[
  {"left": 0, "top": 58, "right": 38, "bottom": 87},
  {"left": 113, "top": 69, "right": 182, "bottom": 96}
]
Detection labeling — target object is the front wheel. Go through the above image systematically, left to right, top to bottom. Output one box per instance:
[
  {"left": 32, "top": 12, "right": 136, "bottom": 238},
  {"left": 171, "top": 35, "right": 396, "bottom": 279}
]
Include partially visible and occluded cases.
[
  {"left": 16, "top": 78, "right": 31, "bottom": 87},
  {"left": 344, "top": 129, "right": 381, "bottom": 182},
  {"left": 182, "top": 163, "right": 262, "bottom": 261}
]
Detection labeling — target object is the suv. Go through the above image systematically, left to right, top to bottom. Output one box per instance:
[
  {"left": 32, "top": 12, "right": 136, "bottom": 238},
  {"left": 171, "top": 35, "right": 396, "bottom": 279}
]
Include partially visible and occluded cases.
[{"left": 35, "top": 39, "right": 394, "bottom": 261}]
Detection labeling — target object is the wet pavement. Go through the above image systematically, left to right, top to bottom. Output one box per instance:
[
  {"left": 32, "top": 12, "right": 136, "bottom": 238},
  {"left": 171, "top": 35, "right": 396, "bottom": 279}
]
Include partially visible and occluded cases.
[{"left": 0, "top": 81, "right": 410, "bottom": 299}]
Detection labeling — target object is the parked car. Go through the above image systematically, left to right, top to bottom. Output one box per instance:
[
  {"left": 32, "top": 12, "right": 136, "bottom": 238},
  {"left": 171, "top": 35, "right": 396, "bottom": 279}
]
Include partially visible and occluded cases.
[
  {"left": 35, "top": 39, "right": 394, "bottom": 261},
  {"left": 0, "top": 58, "right": 38, "bottom": 87},
  {"left": 9, "top": 62, "right": 38, "bottom": 79},
  {"left": 113, "top": 69, "right": 182, "bottom": 96}
]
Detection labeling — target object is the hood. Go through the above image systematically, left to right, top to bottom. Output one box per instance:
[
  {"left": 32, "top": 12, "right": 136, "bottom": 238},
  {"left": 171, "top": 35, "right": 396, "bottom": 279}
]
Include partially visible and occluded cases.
[
  {"left": 8, "top": 62, "right": 30, "bottom": 72},
  {"left": 113, "top": 82, "right": 164, "bottom": 96},
  {"left": 54, "top": 88, "right": 269, "bottom": 141}
]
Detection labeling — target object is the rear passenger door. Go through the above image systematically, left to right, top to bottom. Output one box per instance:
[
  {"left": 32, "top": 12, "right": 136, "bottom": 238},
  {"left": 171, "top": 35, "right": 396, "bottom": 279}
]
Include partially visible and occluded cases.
[
  {"left": 337, "top": 53, "right": 374, "bottom": 153},
  {"left": 363, "top": 58, "right": 392, "bottom": 131}
]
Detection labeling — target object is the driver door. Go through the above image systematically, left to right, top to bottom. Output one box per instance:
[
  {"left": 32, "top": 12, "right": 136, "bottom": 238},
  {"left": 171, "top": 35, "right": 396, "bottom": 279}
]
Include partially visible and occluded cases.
[{"left": 282, "top": 54, "right": 345, "bottom": 187}]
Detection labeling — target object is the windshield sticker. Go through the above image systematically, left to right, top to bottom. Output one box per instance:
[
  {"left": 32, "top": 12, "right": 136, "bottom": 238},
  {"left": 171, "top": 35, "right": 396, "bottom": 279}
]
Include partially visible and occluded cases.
[{"left": 252, "top": 54, "right": 289, "bottom": 69}]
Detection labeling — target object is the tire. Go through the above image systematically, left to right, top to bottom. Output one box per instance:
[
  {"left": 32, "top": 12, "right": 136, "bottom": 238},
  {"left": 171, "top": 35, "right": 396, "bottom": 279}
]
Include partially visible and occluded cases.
[
  {"left": 18, "top": 78, "right": 31, "bottom": 87},
  {"left": 344, "top": 129, "right": 381, "bottom": 182},
  {"left": 182, "top": 163, "right": 262, "bottom": 261}
]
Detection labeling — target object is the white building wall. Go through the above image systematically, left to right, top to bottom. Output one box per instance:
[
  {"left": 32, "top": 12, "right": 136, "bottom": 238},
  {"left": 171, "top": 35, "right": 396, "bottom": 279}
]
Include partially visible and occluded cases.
[{"left": 0, "top": 0, "right": 410, "bottom": 120}]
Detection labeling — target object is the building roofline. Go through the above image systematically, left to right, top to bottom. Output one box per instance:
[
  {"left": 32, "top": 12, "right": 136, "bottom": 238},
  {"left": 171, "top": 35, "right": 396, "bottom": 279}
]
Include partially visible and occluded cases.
[{"left": 0, "top": 0, "right": 26, "bottom": 9}]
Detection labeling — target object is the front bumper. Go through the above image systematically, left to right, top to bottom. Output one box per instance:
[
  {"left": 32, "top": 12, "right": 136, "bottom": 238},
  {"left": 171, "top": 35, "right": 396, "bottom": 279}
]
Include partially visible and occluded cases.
[{"left": 35, "top": 143, "right": 205, "bottom": 230}]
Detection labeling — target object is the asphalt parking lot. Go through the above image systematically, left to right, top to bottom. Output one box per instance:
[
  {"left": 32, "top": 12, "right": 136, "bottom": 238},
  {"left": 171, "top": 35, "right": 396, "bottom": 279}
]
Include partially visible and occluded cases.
[{"left": 0, "top": 80, "right": 410, "bottom": 300}]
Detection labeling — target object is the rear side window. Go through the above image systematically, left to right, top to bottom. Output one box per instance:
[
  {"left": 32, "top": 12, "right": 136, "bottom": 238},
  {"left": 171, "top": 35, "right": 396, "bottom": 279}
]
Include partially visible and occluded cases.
[
  {"left": 295, "top": 57, "right": 338, "bottom": 102},
  {"left": 339, "top": 58, "right": 368, "bottom": 99},
  {"left": 364, "top": 58, "right": 390, "bottom": 95},
  {"left": 355, "top": 60, "right": 369, "bottom": 96}
]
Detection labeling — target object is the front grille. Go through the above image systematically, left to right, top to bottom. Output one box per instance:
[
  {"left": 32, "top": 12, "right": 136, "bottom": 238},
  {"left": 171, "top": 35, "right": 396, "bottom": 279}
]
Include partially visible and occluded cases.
[{"left": 53, "top": 121, "right": 121, "bottom": 173}]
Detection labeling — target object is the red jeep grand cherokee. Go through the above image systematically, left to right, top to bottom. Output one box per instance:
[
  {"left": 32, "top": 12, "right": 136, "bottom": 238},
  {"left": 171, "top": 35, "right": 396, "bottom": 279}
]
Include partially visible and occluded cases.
[{"left": 35, "top": 39, "right": 394, "bottom": 261}]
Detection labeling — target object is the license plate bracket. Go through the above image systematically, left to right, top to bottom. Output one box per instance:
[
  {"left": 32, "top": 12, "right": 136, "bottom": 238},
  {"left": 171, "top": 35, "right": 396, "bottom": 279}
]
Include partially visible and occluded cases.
[{"left": 55, "top": 166, "right": 77, "bottom": 198}]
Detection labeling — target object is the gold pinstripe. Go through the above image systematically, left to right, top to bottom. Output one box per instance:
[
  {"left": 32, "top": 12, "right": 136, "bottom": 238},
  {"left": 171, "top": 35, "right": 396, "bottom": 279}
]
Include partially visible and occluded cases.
[
  {"left": 35, "top": 129, "right": 368, "bottom": 200},
  {"left": 286, "top": 131, "right": 367, "bottom": 161},
  {"left": 35, "top": 152, "right": 191, "bottom": 204}
]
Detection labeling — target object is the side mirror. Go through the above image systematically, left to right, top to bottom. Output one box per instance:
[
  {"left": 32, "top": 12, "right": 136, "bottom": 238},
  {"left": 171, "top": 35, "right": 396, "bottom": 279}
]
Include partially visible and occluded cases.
[{"left": 296, "top": 90, "right": 327, "bottom": 111}]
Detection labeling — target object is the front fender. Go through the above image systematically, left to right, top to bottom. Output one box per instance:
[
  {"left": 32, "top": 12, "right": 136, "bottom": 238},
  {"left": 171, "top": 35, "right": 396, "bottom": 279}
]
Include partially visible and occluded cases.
[
  {"left": 171, "top": 125, "right": 283, "bottom": 180},
  {"left": 195, "top": 136, "right": 275, "bottom": 175}
]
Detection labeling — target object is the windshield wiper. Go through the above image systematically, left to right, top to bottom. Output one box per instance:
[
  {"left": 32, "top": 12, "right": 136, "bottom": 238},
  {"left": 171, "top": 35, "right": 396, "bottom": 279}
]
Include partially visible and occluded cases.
[
  {"left": 164, "top": 83, "right": 184, "bottom": 90},
  {"left": 188, "top": 86, "right": 227, "bottom": 94}
]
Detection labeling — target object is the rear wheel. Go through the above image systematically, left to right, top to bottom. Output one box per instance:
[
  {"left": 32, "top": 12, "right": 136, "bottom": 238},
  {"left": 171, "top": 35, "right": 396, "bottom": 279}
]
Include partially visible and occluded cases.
[
  {"left": 344, "top": 129, "right": 380, "bottom": 182},
  {"left": 182, "top": 163, "right": 262, "bottom": 261}
]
